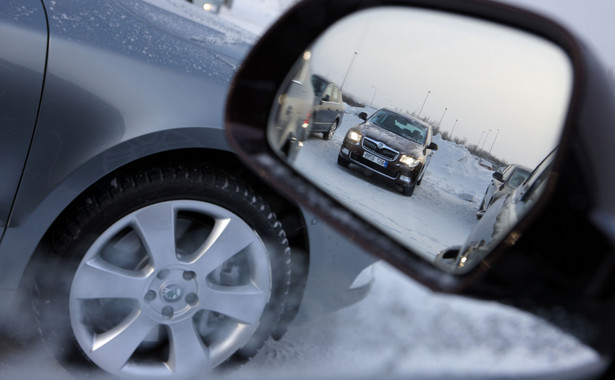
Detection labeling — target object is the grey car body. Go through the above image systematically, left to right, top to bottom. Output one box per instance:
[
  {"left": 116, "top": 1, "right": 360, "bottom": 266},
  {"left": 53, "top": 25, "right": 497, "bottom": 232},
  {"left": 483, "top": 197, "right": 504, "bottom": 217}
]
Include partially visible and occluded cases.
[
  {"left": 0, "top": 0, "right": 376, "bottom": 377},
  {"left": 268, "top": 50, "right": 316, "bottom": 163},
  {"left": 309, "top": 74, "right": 345, "bottom": 140},
  {"left": 436, "top": 151, "right": 554, "bottom": 274},
  {"left": 476, "top": 163, "right": 532, "bottom": 219}
]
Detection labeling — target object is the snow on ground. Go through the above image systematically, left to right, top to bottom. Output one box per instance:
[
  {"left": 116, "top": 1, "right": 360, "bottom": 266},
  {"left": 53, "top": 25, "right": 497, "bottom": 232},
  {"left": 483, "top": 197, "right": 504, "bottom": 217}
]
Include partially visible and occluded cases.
[
  {"left": 218, "top": 0, "right": 298, "bottom": 35},
  {"left": 237, "top": 262, "right": 597, "bottom": 378}
]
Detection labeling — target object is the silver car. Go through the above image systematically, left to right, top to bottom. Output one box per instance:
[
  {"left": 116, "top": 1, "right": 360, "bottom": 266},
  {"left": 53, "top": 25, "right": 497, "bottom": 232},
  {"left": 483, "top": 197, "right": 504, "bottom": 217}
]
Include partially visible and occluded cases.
[
  {"left": 0, "top": 0, "right": 376, "bottom": 378},
  {"left": 476, "top": 163, "right": 532, "bottom": 219}
]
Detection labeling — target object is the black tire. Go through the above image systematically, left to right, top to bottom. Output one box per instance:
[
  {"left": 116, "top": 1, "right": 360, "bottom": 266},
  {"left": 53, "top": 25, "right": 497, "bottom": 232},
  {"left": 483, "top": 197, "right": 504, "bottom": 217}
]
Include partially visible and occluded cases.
[
  {"left": 323, "top": 120, "right": 338, "bottom": 140},
  {"left": 337, "top": 155, "right": 350, "bottom": 168},
  {"left": 31, "top": 164, "right": 291, "bottom": 379},
  {"left": 402, "top": 183, "right": 415, "bottom": 196}
]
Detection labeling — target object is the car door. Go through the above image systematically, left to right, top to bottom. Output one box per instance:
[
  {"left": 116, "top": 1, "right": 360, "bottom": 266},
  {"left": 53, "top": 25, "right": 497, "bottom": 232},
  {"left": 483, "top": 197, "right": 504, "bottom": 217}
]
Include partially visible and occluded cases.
[
  {"left": 0, "top": 0, "right": 48, "bottom": 237},
  {"left": 313, "top": 83, "right": 336, "bottom": 131}
]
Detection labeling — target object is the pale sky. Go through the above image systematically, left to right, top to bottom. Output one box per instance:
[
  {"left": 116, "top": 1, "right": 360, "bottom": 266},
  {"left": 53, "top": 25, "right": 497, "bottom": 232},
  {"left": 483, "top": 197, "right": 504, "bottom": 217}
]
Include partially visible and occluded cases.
[
  {"left": 498, "top": 0, "right": 615, "bottom": 74},
  {"left": 309, "top": 7, "right": 572, "bottom": 168}
]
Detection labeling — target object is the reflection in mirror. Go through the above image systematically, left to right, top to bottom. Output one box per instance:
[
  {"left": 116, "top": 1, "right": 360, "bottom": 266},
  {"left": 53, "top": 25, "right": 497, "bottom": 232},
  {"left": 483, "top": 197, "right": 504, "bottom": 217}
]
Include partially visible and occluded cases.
[{"left": 268, "top": 7, "right": 572, "bottom": 273}]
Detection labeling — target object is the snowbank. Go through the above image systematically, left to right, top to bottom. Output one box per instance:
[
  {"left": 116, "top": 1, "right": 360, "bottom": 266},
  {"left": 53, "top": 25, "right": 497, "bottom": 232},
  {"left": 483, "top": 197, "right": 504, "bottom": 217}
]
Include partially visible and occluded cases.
[{"left": 427, "top": 133, "right": 494, "bottom": 204}]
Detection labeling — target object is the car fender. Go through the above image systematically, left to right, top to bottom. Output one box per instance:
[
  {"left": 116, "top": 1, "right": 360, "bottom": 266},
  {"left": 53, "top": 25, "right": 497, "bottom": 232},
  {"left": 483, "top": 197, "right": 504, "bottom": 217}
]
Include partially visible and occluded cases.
[{"left": 0, "top": 126, "right": 231, "bottom": 291}]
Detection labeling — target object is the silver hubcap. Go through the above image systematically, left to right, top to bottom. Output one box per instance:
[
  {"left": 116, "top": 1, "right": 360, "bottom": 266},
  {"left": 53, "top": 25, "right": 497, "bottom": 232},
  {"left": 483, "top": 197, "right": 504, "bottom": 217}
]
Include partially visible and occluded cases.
[{"left": 69, "top": 201, "right": 272, "bottom": 378}]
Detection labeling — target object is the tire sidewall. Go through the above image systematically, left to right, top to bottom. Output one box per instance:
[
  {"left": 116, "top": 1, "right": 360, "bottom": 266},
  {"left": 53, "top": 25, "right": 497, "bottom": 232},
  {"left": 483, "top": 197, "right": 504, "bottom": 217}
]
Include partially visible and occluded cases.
[{"left": 33, "top": 167, "right": 290, "bottom": 376}]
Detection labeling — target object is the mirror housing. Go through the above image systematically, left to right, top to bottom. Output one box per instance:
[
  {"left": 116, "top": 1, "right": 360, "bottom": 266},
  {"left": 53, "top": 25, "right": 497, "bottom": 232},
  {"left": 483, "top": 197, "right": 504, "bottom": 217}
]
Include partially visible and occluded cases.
[
  {"left": 226, "top": 0, "right": 615, "bottom": 359},
  {"left": 358, "top": 111, "right": 368, "bottom": 121},
  {"left": 427, "top": 142, "right": 438, "bottom": 151},
  {"left": 493, "top": 172, "right": 504, "bottom": 181}
]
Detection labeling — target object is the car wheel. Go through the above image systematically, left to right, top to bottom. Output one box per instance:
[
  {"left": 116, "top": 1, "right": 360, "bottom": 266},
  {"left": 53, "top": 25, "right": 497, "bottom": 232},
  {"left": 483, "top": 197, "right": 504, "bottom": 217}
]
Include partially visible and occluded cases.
[
  {"left": 323, "top": 120, "right": 338, "bottom": 140},
  {"left": 337, "top": 155, "right": 350, "bottom": 168},
  {"left": 32, "top": 165, "right": 291, "bottom": 379},
  {"left": 416, "top": 172, "right": 424, "bottom": 186},
  {"left": 402, "top": 183, "right": 415, "bottom": 196},
  {"left": 477, "top": 188, "right": 490, "bottom": 211}
]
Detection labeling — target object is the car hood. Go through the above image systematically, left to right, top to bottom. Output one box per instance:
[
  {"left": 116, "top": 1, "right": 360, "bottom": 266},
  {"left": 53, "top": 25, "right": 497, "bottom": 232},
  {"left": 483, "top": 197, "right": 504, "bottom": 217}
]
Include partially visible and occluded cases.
[{"left": 360, "top": 122, "right": 425, "bottom": 157}]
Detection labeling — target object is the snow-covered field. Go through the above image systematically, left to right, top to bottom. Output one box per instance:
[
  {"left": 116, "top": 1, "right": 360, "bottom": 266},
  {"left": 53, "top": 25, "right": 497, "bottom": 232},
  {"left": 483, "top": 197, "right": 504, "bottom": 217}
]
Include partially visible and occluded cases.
[{"left": 238, "top": 263, "right": 597, "bottom": 379}]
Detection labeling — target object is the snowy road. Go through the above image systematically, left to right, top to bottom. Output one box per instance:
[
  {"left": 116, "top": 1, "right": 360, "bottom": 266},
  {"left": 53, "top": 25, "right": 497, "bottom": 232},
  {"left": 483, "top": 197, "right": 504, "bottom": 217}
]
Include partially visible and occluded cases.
[{"left": 239, "top": 262, "right": 597, "bottom": 378}]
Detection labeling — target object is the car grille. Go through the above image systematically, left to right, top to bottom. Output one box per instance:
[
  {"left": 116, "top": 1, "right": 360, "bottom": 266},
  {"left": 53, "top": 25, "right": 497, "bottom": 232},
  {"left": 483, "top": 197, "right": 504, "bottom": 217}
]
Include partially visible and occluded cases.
[{"left": 362, "top": 137, "right": 399, "bottom": 160}]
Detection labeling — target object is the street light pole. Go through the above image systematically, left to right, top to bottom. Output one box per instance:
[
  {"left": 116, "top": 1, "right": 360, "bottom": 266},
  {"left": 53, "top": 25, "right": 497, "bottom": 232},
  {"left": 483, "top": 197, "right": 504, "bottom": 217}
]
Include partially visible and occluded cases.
[
  {"left": 340, "top": 51, "right": 358, "bottom": 91},
  {"left": 370, "top": 85, "right": 377, "bottom": 107},
  {"left": 417, "top": 90, "right": 430, "bottom": 117},
  {"left": 438, "top": 107, "right": 448, "bottom": 127},
  {"left": 450, "top": 119, "right": 458, "bottom": 136},
  {"left": 489, "top": 128, "right": 500, "bottom": 155},
  {"left": 481, "top": 129, "right": 492, "bottom": 158},
  {"left": 477, "top": 130, "right": 486, "bottom": 147}
]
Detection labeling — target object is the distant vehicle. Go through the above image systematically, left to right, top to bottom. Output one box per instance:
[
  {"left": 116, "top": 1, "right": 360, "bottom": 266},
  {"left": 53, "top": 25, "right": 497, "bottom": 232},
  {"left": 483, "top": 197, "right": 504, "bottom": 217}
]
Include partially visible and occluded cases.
[
  {"left": 187, "top": 0, "right": 232, "bottom": 14},
  {"left": 268, "top": 50, "right": 315, "bottom": 163},
  {"left": 309, "top": 74, "right": 345, "bottom": 140},
  {"left": 337, "top": 108, "right": 438, "bottom": 196},
  {"left": 435, "top": 150, "right": 555, "bottom": 273},
  {"left": 476, "top": 163, "right": 532, "bottom": 219}
]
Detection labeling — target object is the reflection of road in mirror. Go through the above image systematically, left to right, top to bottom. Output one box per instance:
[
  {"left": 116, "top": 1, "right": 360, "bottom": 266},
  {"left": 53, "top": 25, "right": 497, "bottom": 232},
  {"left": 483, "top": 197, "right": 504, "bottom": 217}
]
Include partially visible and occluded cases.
[
  {"left": 271, "top": 7, "right": 572, "bottom": 267},
  {"left": 293, "top": 106, "right": 493, "bottom": 261}
]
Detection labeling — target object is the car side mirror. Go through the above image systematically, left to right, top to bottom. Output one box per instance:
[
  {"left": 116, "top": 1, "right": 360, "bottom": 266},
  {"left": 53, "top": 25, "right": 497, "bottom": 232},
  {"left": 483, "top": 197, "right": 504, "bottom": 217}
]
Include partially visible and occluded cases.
[
  {"left": 226, "top": 0, "right": 615, "bottom": 361},
  {"left": 322, "top": 94, "right": 331, "bottom": 102},
  {"left": 427, "top": 142, "right": 438, "bottom": 151},
  {"left": 493, "top": 172, "right": 504, "bottom": 181}
]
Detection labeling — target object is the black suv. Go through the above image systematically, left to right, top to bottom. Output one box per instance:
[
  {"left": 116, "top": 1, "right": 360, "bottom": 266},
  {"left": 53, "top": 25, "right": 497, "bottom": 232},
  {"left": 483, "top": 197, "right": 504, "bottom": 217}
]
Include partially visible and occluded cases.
[{"left": 337, "top": 108, "right": 438, "bottom": 196}]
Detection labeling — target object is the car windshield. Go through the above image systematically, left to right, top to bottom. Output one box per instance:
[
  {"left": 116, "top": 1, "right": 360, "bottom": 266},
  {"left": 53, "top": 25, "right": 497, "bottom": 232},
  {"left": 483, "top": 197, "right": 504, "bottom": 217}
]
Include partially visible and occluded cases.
[
  {"left": 311, "top": 75, "right": 329, "bottom": 97},
  {"left": 369, "top": 110, "right": 427, "bottom": 144},
  {"left": 509, "top": 167, "right": 531, "bottom": 188}
]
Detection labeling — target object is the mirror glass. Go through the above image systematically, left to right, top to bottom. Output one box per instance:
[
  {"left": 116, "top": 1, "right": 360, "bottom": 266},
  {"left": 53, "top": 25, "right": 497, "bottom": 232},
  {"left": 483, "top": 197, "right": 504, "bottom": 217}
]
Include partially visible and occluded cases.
[{"left": 268, "top": 7, "right": 572, "bottom": 273}]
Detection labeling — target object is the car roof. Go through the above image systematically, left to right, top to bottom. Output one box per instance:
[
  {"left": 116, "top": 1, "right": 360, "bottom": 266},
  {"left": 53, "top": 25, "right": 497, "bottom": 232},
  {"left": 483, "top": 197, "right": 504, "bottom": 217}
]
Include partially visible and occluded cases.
[
  {"left": 312, "top": 73, "right": 339, "bottom": 86},
  {"left": 510, "top": 163, "right": 533, "bottom": 173}
]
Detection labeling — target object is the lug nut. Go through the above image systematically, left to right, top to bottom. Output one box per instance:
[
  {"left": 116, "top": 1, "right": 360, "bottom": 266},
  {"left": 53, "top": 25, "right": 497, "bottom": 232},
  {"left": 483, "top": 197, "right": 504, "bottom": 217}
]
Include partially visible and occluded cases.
[
  {"left": 157, "top": 269, "right": 170, "bottom": 280},
  {"left": 183, "top": 271, "right": 196, "bottom": 281},
  {"left": 144, "top": 290, "right": 157, "bottom": 302},
  {"left": 185, "top": 293, "right": 198, "bottom": 306},
  {"left": 162, "top": 306, "right": 174, "bottom": 319}
]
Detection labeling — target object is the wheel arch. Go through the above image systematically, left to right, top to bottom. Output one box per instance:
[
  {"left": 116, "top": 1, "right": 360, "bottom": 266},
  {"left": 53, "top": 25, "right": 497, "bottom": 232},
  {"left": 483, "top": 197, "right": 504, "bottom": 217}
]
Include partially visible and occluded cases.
[{"left": 3, "top": 129, "right": 310, "bottom": 315}]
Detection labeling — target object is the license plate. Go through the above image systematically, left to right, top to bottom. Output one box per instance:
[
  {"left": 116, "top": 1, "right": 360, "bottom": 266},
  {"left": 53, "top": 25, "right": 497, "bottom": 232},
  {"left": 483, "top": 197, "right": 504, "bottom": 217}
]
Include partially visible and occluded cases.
[{"left": 363, "top": 151, "right": 387, "bottom": 167}]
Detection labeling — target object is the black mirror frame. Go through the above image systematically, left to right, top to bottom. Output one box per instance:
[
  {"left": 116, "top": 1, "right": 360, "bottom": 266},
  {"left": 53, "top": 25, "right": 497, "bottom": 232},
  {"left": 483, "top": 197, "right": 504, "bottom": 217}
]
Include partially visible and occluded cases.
[{"left": 226, "top": 0, "right": 615, "bottom": 357}]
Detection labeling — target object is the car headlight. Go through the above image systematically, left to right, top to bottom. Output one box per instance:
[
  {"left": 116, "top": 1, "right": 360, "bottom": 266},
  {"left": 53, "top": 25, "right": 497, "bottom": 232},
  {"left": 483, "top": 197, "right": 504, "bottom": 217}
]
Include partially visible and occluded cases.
[
  {"left": 348, "top": 131, "right": 362, "bottom": 143},
  {"left": 400, "top": 154, "right": 420, "bottom": 167}
]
